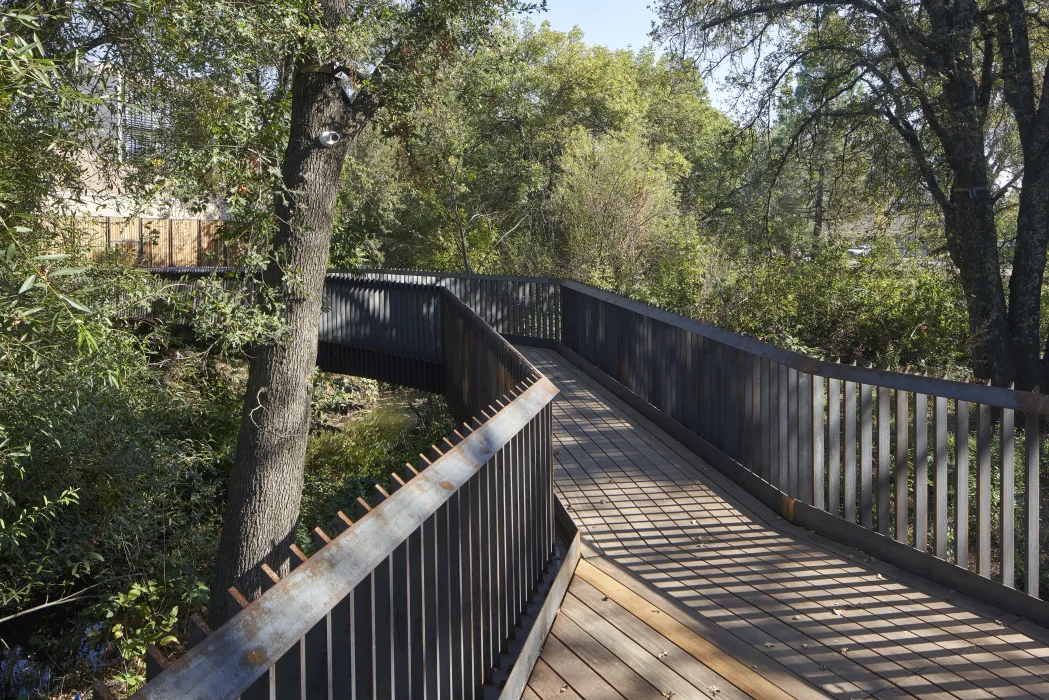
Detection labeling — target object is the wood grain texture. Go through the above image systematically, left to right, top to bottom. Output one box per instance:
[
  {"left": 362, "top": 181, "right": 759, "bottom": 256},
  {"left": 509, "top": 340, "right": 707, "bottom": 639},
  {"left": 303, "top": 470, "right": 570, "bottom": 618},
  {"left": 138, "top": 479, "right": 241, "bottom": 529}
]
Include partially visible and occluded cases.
[{"left": 522, "top": 347, "right": 1049, "bottom": 700}]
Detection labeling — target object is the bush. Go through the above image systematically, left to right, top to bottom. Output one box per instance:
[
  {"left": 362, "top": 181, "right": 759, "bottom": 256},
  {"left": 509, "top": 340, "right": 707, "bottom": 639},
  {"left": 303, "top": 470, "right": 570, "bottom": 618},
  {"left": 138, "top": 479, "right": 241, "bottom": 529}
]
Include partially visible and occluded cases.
[
  {"left": 0, "top": 240, "right": 256, "bottom": 695},
  {"left": 695, "top": 240, "right": 970, "bottom": 374},
  {"left": 299, "top": 389, "right": 452, "bottom": 548}
]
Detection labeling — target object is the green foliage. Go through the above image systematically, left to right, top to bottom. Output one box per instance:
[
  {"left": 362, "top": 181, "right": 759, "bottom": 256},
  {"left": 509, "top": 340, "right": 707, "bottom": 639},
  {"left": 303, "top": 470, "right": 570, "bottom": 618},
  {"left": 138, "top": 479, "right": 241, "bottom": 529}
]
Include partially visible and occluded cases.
[
  {"left": 336, "top": 21, "right": 738, "bottom": 280},
  {"left": 550, "top": 127, "right": 703, "bottom": 299},
  {"left": 0, "top": 227, "right": 274, "bottom": 695},
  {"left": 696, "top": 240, "right": 970, "bottom": 372},
  {"left": 299, "top": 390, "right": 452, "bottom": 547},
  {"left": 98, "top": 577, "right": 208, "bottom": 694}
]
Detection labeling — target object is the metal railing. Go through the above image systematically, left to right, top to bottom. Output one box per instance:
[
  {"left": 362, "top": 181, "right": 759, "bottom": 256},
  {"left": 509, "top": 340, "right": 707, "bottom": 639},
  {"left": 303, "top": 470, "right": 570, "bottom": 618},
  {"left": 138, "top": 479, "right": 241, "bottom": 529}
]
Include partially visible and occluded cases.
[
  {"left": 133, "top": 266, "right": 1049, "bottom": 697},
  {"left": 348, "top": 269, "right": 561, "bottom": 342},
  {"left": 326, "top": 271, "right": 1049, "bottom": 614},
  {"left": 132, "top": 276, "right": 559, "bottom": 699},
  {"left": 557, "top": 279, "right": 1049, "bottom": 622}
]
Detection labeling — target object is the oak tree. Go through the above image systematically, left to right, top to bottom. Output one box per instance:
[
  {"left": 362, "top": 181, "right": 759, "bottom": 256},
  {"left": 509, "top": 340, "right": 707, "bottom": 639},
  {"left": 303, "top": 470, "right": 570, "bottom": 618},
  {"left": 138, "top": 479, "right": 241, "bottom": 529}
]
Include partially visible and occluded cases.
[{"left": 655, "top": 0, "right": 1049, "bottom": 387}]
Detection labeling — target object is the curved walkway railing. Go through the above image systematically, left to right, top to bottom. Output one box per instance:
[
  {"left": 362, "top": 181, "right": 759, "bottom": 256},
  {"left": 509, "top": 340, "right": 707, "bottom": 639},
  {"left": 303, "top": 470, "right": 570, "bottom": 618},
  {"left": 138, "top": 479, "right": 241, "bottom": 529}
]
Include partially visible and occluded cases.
[
  {"left": 131, "top": 266, "right": 1049, "bottom": 697},
  {"left": 324, "top": 269, "right": 1049, "bottom": 624},
  {"left": 131, "top": 273, "right": 563, "bottom": 699}
]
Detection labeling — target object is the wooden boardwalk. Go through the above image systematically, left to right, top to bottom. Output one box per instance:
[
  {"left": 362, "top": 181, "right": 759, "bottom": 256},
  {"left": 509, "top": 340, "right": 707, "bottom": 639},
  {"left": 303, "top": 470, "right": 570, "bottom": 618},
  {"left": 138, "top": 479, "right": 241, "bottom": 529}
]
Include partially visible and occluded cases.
[{"left": 521, "top": 347, "right": 1049, "bottom": 700}]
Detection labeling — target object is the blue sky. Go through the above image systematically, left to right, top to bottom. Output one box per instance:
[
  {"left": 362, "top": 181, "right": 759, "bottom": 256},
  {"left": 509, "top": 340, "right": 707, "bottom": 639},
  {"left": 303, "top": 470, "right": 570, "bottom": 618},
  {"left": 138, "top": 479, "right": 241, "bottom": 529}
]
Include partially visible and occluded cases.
[{"left": 533, "top": 0, "right": 659, "bottom": 51}]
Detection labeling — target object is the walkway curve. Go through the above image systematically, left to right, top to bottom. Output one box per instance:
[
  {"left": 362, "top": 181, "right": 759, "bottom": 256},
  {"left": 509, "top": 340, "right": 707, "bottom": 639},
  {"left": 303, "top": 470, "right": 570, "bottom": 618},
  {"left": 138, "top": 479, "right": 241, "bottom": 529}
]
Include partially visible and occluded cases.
[{"left": 522, "top": 347, "right": 1049, "bottom": 700}]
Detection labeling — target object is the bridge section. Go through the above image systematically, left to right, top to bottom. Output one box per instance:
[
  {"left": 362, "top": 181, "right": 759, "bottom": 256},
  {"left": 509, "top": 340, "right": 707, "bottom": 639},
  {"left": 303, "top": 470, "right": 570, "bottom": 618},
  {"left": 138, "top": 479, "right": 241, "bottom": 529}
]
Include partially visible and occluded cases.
[
  {"left": 131, "top": 269, "right": 1049, "bottom": 699},
  {"left": 525, "top": 347, "right": 1049, "bottom": 700}
]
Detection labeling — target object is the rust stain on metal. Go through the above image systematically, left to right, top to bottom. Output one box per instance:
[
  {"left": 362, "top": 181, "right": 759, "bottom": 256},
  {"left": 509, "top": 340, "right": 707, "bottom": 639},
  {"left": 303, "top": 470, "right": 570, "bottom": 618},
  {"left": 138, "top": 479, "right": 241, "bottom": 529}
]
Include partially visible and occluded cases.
[
  {"left": 440, "top": 480, "right": 455, "bottom": 491},
  {"left": 781, "top": 495, "right": 795, "bottom": 522},
  {"left": 243, "top": 647, "right": 268, "bottom": 667}
]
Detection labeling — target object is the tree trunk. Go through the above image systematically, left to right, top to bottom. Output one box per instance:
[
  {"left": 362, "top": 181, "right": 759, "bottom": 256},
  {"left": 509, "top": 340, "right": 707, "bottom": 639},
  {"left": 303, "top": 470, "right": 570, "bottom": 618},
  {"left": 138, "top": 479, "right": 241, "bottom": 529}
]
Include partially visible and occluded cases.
[
  {"left": 207, "top": 55, "right": 353, "bottom": 625},
  {"left": 1010, "top": 168, "right": 1049, "bottom": 390},
  {"left": 944, "top": 184, "right": 1017, "bottom": 385}
]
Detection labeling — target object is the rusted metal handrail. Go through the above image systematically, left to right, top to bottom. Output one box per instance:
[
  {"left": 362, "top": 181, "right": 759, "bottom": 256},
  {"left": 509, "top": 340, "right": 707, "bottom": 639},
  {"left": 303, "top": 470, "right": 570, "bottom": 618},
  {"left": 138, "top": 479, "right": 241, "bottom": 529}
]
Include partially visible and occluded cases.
[
  {"left": 130, "top": 273, "right": 560, "bottom": 699},
  {"left": 133, "top": 377, "right": 557, "bottom": 699}
]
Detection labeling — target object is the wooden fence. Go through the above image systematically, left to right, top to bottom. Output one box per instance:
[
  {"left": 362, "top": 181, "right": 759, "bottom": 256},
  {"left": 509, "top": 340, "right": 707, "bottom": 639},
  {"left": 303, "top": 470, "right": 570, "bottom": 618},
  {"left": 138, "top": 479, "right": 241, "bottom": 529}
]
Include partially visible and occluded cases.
[{"left": 78, "top": 217, "right": 231, "bottom": 266}]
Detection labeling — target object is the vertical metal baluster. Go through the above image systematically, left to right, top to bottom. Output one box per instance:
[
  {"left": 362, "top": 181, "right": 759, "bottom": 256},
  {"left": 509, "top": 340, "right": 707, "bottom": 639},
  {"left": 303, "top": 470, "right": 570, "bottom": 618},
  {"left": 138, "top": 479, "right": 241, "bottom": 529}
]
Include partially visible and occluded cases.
[
  {"left": 699, "top": 336, "right": 710, "bottom": 441},
  {"left": 743, "top": 352, "right": 754, "bottom": 470},
  {"left": 761, "top": 358, "right": 771, "bottom": 482},
  {"left": 769, "top": 362, "right": 780, "bottom": 489},
  {"left": 779, "top": 364, "right": 789, "bottom": 491},
  {"left": 788, "top": 367, "right": 799, "bottom": 498},
  {"left": 799, "top": 373, "right": 812, "bottom": 504},
  {"left": 813, "top": 375, "right": 825, "bottom": 510},
  {"left": 828, "top": 377, "right": 841, "bottom": 517},
  {"left": 844, "top": 379, "right": 857, "bottom": 523},
  {"left": 860, "top": 382, "right": 873, "bottom": 529},
  {"left": 877, "top": 386, "right": 890, "bottom": 536},
  {"left": 896, "top": 390, "right": 909, "bottom": 544},
  {"left": 915, "top": 393, "right": 929, "bottom": 552},
  {"left": 934, "top": 396, "right": 949, "bottom": 559},
  {"left": 956, "top": 401, "right": 970, "bottom": 569},
  {"left": 978, "top": 403, "right": 992, "bottom": 577},
  {"left": 1002, "top": 403, "right": 1016, "bottom": 587},
  {"left": 1026, "top": 409, "right": 1040, "bottom": 597},
  {"left": 496, "top": 441, "right": 509, "bottom": 656},
  {"left": 481, "top": 445, "right": 496, "bottom": 683},
  {"left": 434, "top": 486, "right": 451, "bottom": 700},
  {"left": 448, "top": 486, "right": 465, "bottom": 697},
  {"left": 407, "top": 503, "right": 425, "bottom": 699},
  {"left": 423, "top": 512, "right": 439, "bottom": 699},
  {"left": 390, "top": 535, "right": 409, "bottom": 699},
  {"left": 372, "top": 553, "right": 392, "bottom": 700},
  {"left": 352, "top": 566, "right": 374, "bottom": 699}
]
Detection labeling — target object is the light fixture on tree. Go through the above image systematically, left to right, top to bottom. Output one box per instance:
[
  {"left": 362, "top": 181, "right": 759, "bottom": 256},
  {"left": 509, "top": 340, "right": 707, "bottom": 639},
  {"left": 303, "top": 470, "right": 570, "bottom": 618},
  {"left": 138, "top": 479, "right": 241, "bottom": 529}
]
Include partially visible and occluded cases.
[{"left": 317, "top": 131, "right": 341, "bottom": 148}]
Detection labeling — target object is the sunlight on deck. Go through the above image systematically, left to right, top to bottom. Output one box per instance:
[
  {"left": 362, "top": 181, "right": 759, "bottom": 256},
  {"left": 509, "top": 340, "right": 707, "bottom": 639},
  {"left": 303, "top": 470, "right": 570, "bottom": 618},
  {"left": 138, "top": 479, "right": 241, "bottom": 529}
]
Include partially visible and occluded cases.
[{"left": 523, "top": 347, "right": 1049, "bottom": 700}]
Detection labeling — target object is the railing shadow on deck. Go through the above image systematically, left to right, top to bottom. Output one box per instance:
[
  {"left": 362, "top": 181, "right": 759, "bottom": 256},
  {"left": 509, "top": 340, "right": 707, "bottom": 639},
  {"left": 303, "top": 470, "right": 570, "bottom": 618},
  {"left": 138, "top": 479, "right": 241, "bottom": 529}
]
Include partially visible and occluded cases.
[{"left": 125, "top": 266, "right": 1049, "bottom": 698}]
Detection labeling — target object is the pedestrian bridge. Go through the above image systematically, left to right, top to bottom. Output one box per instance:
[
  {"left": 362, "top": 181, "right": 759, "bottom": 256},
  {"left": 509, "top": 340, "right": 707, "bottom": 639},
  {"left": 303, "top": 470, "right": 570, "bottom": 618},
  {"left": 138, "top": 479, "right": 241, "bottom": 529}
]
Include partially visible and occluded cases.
[{"left": 125, "top": 270, "right": 1049, "bottom": 700}]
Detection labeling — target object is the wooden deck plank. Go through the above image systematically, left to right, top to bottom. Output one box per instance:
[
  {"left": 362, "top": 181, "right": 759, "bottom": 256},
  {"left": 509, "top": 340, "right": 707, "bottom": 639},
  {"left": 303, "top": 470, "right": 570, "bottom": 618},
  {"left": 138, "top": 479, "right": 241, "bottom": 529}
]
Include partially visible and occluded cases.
[
  {"left": 520, "top": 346, "right": 1049, "bottom": 700},
  {"left": 543, "top": 375, "right": 900, "bottom": 696},
  {"left": 578, "top": 554, "right": 841, "bottom": 700},
  {"left": 574, "top": 559, "right": 808, "bottom": 700},
  {"left": 567, "top": 577, "right": 753, "bottom": 700},
  {"left": 560, "top": 591, "right": 721, "bottom": 700},
  {"left": 549, "top": 612, "right": 668, "bottom": 700},
  {"left": 539, "top": 634, "right": 629, "bottom": 700},
  {"left": 527, "top": 658, "right": 583, "bottom": 700}
]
